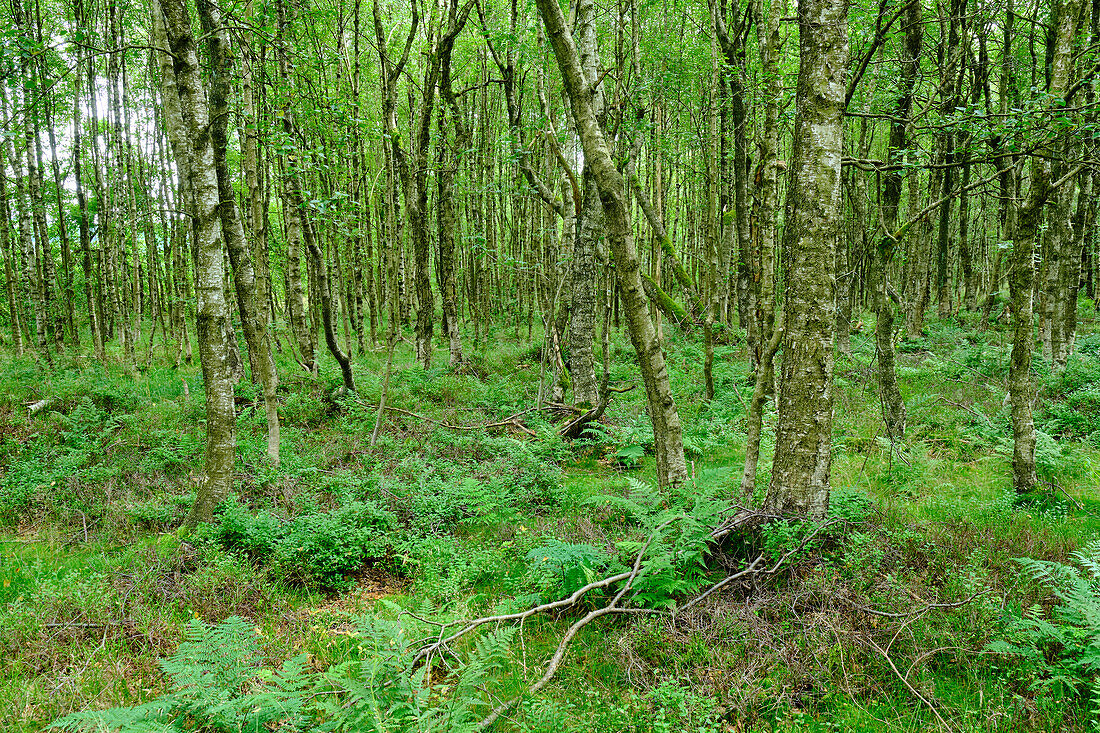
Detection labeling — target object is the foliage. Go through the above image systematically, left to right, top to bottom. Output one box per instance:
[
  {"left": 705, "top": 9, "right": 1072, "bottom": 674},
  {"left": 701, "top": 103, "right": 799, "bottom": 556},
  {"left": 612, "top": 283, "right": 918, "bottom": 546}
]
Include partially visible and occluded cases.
[
  {"left": 1042, "top": 353, "right": 1100, "bottom": 443},
  {"left": 613, "top": 444, "right": 646, "bottom": 468},
  {"left": 583, "top": 478, "right": 724, "bottom": 609},
  {"left": 207, "top": 499, "right": 396, "bottom": 589},
  {"left": 397, "top": 534, "right": 509, "bottom": 604},
  {"left": 524, "top": 540, "right": 617, "bottom": 601},
  {"left": 988, "top": 541, "right": 1100, "bottom": 724},
  {"left": 50, "top": 611, "right": 514, "bottom": 733}
]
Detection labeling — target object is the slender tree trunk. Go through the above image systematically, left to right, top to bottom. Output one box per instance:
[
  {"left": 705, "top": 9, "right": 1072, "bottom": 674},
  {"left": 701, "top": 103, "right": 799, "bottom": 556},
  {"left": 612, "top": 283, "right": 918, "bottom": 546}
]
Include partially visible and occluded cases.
[
  {"left": 154, "top": 0, "right": 238, "bottom": 526},
  {"left": 197, "top": 0, "right": 282, "bottom": 464},
  {"left": 536, "top": 0, "right": 687, "bottom": 489},
  {"left": 765, "top": 0, "right": 847, "bottom": 519},
  {"left": 873, "top": 0, "right": 920, "bottom": 442},
  {"left": 1009, "top": 0, "right": 1082, "bottom": 494},
  {"left": 70, "top": 48, "right": 104, "bottom": 361},
  {"left": 5, "top": 82, "right": 48, "bottom": 360},
  {"left": 0, "top": 125, "right": 22, "bottom": 356}
]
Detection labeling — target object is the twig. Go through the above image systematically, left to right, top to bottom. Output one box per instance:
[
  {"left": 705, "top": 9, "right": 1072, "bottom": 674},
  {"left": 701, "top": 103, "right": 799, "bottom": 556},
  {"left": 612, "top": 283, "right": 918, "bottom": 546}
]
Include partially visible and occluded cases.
[
  {"left": 731, "top": 384, "right": 750, "bottom": 415},
  {"left": 557, "top": 385, "right": 635, "bottom": 440},
  {"left": 936, "top": 396, "right": 986, "bottom": 421},
  {"left": 1051, "top": 479, "right": 1085, "bottom": 511},
  {"left": 709, "top": 509, "right": 783, "bottom": 542},
  {"left": 844, "top": 590, "right": 990, "bottom": 618},
  {"left": 868, "top": 637, "right": 954, "bottom": 732}
]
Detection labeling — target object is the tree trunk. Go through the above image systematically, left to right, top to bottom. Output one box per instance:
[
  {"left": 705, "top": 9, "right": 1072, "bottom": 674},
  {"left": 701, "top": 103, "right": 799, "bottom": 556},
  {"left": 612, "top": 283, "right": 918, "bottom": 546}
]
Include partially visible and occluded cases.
[
  {"left": 153, "top": 0, "right": 238, "bottom": 526},
  {"left": 197, "top": 0, "right": 282, "bottom": 464},
  {"left": 536, "top": 0, "right": 687, "bottom": 489},
  {"left": 765, "top": 0, "right": 847, "bottom": 519},
  {"left": 873, "top": 0, "right": 921, "bottom": 442},
  {"left": 1008, "top": 0, "right": 1082, "bottom": 494},
  {"left": 0, "top": 121, "right": 23, "bottom": 356},
  {"left": 570, "top": 180, "right": 602, "bottom": 407}
]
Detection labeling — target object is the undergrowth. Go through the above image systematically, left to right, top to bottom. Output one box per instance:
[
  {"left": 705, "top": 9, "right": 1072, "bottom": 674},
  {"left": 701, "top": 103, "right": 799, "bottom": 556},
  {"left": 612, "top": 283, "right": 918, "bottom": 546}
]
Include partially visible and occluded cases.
[{"left": 1, "top": 314, "right": 1099, "bottom": 732}]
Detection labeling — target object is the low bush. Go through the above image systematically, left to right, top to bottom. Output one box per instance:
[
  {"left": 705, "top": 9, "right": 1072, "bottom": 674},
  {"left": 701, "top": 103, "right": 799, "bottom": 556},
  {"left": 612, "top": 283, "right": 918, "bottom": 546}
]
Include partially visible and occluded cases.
[{"left": 207, "top": 499, "right": 396, "bottom": 590}]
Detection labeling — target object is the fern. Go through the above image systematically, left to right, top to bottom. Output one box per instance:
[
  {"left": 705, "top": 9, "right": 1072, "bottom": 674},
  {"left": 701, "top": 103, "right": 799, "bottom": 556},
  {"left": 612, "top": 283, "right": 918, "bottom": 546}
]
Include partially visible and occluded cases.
[
  {"left": 583, "top": 476, "right": 666, "bottom": 529},
  {"left": 580, "top": 477, "right": 727, "bottom": 609},
  {"left": 524, "top": 541, "right": 617, "bottom": 601},
  {"left": 988, "top": 541, "right": 1100, "bottom": 726},
  {"left": 51, "top": 610, "right": 520, "bottom": 733},
  {"left": 322, "top": 611, "right": 514, "bottom": 732},
  {"left": 50, "top": 616, "right": 316, "bottom": 733}
]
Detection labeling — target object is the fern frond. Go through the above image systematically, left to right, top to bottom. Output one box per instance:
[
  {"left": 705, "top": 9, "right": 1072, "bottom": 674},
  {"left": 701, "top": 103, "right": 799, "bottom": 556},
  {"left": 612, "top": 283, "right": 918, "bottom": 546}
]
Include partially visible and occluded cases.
[{"left": 48, "top": 701, "right": 176, "bottom": 732}]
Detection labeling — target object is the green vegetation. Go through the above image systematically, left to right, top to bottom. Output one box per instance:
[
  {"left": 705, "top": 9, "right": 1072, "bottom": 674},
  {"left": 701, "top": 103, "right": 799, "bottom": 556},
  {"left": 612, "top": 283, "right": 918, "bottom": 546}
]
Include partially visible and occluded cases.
[{"left": 2, "top": 316, "right": 1100, "bottom": 732}]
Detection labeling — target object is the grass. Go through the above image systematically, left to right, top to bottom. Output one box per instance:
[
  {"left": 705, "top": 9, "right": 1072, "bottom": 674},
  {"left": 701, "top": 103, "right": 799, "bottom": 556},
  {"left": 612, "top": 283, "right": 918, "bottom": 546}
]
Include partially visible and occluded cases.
[{"left": 2, "top": 311, "right": 1100, "bottom": 732}]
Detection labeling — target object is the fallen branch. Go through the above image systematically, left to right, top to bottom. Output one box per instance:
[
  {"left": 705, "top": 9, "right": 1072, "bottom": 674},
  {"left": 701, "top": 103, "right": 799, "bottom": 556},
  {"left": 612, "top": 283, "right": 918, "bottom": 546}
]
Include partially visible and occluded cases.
[
  {"left": 556, "top": 384, "right": 634, "bottom": 440},
  {"left": 355, "top": 396, "right": 536, "bottom": 436},
  {"left": 1051, "top": 478, "right": 1085, "bottom": 511},
  {"left": 709, "top": 508, "right": 782, "bottom": 542},
  {"left": 473, "top": 518, "right": 674, "bottom": 730},
  {"left": 682, "top": 519, "right": 840, "bottom": 620},
  {"left": 411, "top": 570, "right": 634, "bottom": 667},
  {"left": 843, "top": 589, "right": 990, "bottom": 619},
  {"left": 475, "top": 605, "right": 660, "bottom": 730}
]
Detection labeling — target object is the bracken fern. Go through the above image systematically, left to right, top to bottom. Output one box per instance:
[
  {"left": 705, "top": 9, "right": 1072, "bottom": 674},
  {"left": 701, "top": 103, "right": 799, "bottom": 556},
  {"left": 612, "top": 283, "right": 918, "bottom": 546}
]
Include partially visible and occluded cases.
[{"left": 988, "top": 541, "right": 1100, "bottom": 727}]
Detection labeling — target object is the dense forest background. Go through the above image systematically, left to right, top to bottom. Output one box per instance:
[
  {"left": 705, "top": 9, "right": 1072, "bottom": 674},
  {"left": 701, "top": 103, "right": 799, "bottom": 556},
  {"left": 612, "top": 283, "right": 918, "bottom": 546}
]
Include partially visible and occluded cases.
[{"left": 3, "top": 0, "right": 1100, "bottom": 730}]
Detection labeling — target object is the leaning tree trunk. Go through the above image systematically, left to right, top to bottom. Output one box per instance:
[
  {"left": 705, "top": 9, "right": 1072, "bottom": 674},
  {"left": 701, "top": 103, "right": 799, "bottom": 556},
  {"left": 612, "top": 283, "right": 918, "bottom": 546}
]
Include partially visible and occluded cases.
[
  {"left": 154, "top": 0, "right": 238, "bottom": 527},
  {"left": 536, "top": 0, "right": 687, "bottom": 490},
  {"left": 764, "top": 0, "right": 847, "bottom": 519}
]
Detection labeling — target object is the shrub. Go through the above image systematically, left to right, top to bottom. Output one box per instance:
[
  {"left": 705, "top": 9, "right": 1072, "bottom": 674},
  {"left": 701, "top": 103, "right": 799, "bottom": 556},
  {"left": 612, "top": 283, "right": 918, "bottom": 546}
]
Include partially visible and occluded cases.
[
  {"left": 208, "top": 500, "right": 396, "bottom": 590},
  {"left": 273, "top": 501, "right": 393, "bottom": 588}
]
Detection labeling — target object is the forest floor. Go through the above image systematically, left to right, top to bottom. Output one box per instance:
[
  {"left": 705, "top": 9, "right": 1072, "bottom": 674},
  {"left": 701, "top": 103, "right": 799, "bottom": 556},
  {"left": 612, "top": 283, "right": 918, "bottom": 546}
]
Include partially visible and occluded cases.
[{"left": 2, "top": 310, "right": 1100, "bottom": 732}]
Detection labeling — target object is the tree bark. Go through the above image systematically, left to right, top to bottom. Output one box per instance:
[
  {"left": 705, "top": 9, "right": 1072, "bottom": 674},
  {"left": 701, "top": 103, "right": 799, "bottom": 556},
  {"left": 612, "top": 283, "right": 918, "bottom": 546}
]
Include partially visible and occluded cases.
[
  {"left": 154, "top": 0, "right": 238, "bottom": 526},
  {"left": 197, "top": 0, "right": 282, "bottom": 464},
  {"left": 536, "top": 0, "right": 687, "bottom": 490},
  {"left": 765, "top": 0, "right": 847, "bottom": 519},
  {"left": 873, "top": 0, "right": 920, "bottom": 442},
  {"left": 1008, "top": 0, "right": 1083, "bottom": 494}
]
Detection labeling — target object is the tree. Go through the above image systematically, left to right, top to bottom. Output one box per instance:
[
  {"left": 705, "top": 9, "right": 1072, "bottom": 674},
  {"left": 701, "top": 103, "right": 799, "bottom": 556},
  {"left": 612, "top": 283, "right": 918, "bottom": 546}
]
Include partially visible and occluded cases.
[
  {"left": 153, "top": 0, "right": 239, "bottom": 527},
  {"left": 535, "top": 0, "right": 688, "bottom": 490},
  {"left": 764, "top": 0, "right": 847, "bottom": 519},
  {"left": 1008, "top": 0, "right": 1084, "bottom": 494}
]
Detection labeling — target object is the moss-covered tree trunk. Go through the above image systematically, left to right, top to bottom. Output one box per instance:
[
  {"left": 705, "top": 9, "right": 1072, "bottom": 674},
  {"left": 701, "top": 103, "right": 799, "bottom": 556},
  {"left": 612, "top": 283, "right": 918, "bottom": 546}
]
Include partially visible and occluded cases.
[
  {"left": 153, "top": 0, "right": 237, "bottom": 527},
  {"left": 197, "top": 0, "right": 282, "bottom": 464},
  {"left": 536, "top": 0, "right": 687, "bottom": 489},
  {"left": 764, "top": 0, "right": 847, "bottom": 519},
  {"left": 1008, "top": 0, "right": 1082, "bottom": 494}
]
